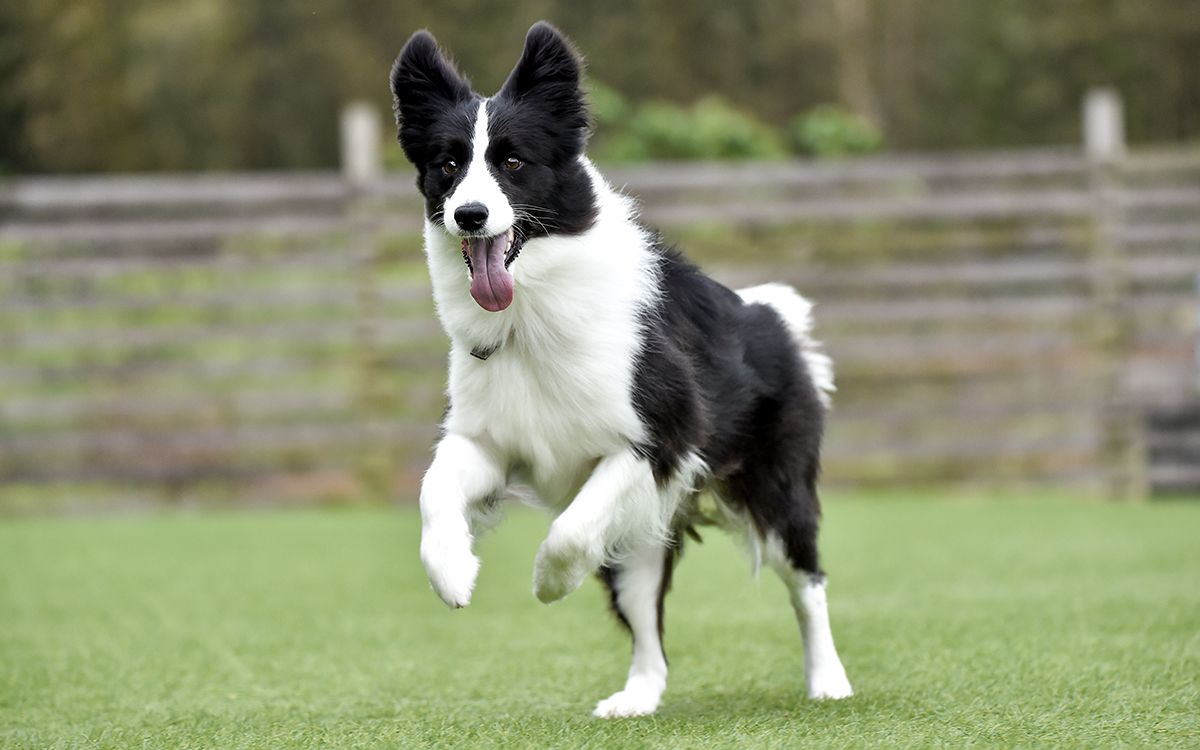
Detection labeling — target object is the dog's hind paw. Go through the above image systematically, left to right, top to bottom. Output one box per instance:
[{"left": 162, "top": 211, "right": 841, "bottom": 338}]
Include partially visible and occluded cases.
[
  {"left": 807, "top": 667, "right": 854, "bottom": 700},
  {"left": 593, "top": 687, "right": 661, "bottom": 718}
]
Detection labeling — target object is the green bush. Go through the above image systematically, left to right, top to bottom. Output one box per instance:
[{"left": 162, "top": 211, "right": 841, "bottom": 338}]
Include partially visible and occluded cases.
[
  {"left": 585, "top": 80, "right": 633, "bottom": 131},
  {"left": 594, "top": 95, "right": 786, "bottom": 162},
  {"left": 787, "top": 104, "right": 884, "bottom": 157}
]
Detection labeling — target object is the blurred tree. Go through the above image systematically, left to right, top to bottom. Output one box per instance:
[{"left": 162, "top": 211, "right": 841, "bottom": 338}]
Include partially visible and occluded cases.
[
  {"left": 0, "top": 0, "right": 1196, "bottom": 172},
  {"left": 832, "top": 0, "right": 879, "bottom": 127},
  {"left": 0, "top": 6, "right": 27, "bottom": 172}
]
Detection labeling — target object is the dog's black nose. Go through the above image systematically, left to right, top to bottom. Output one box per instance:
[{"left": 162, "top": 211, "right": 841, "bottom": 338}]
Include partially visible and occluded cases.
[{"left": 454, "top": 202, "right": 489, "bottom": 232}]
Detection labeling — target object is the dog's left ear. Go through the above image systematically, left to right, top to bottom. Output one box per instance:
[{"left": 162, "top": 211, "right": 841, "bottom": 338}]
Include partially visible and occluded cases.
[{"left": 499, "top": 22, "right": 588, "bottom": 134}]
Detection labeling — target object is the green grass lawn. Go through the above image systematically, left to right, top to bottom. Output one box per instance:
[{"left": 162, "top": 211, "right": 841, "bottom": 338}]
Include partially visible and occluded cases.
[{"left": 3, "top": 495, "right": 1198, "bottom": 749}]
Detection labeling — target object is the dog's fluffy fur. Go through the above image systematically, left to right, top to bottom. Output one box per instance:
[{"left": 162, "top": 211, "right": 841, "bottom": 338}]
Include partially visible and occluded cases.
[{"left": 390, "top": 22, "right": 852, "bottom": 717}]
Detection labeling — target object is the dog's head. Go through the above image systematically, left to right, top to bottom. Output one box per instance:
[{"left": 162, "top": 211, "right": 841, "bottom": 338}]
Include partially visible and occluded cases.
[{"left": 390, "top": 22, "right": 597, "bottom": 312}]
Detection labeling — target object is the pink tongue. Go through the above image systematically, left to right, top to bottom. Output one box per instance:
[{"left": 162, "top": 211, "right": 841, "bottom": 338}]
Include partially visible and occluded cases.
[{"left": 467, "top": 235, "right": 514, "bottom": 312}]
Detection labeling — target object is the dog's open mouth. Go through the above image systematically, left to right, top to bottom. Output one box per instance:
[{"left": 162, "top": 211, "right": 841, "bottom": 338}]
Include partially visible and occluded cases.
[{"left": 461, "top": 227, "right": 522, "bottom": 312}]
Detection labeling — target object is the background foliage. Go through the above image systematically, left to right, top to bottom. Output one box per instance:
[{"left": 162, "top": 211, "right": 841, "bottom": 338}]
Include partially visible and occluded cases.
[{"left": 1, "top": 0, "right": 1197, "bottom": 172}]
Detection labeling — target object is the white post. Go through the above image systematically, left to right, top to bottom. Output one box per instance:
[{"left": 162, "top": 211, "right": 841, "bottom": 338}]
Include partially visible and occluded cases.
[
  {"left": 1082, "top": 87, "right": 1140, "bottom": 498},
  {"left": 1083, "top": 88, "right": 1125, "bottom": 163},
  {"left": 340, "top": 102, "right": 382, "bottom": 186},
  {"left": 340, "top": 102, "right": 388, "bottom": 496}
]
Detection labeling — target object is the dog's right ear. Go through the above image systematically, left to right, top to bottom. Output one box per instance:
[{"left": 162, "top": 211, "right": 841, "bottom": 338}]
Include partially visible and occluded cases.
[{"left": 390, "top": 31, "right": 472, "bottom": 161}]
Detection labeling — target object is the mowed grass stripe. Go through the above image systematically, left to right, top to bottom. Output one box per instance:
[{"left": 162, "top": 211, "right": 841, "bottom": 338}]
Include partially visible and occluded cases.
[{"left": 2, "top": 495, "right": 1198, "bottom": 748}]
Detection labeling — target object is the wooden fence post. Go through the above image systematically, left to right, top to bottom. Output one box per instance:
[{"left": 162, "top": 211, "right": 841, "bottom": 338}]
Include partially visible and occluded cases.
[
  {"left": 1083, "top": 88, "right": 1144, "bottom": 500},
  {"left": 340, "top": 102, "right": 395, "bottom": 500},
  {"left": 340, "top": 102, "right": 382, "bottom": 186},
  {"left": 1195, "top": 272, "right": 1200, "bottom": 393}
]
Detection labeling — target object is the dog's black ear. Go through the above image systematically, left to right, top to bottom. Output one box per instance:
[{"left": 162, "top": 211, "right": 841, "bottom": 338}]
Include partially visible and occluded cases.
[
  {"left": 498, "top": 22, "right": 588, "bottom": 133},
  {"left": 390, "top": 30, "right": 472, "bottom": 161}
]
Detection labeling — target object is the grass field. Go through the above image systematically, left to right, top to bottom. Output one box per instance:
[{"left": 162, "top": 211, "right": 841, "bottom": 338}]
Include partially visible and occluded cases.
[{"left": 3, "top": 494, "right": 1198, "bottom": 749}]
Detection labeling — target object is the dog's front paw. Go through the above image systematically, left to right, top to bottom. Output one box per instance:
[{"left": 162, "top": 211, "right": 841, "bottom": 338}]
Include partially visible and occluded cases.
[
  {"left": 420, "top": 527, "right": 479, "bottom": 609},
  {"left": 532, "top": 529, "right": 594, "bottom": 604},
  {"left": 593, "top": 686, "right": 662, "bottom": 718}
]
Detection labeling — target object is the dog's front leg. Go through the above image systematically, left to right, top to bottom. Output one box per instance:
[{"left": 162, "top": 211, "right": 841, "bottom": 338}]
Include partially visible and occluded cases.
[
  {"left": 419, "top": 433, "right": 505, "bottom": 608},
  {"left": 533, "top": 449, "right": 658, "bottom": 604}
]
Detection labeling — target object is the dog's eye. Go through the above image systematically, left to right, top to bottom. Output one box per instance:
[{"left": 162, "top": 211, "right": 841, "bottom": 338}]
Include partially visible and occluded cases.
[
  {"left": 503, "top": 156, "right": 523, "bottom": 172},
  {"left": 441, "top": 160, "right": 459, "bottom": 176}
]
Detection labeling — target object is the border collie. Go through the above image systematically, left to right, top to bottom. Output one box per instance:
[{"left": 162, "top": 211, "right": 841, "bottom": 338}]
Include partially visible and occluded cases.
[{"left": 390, "top": 21, "right": 853, "bottom": 718}]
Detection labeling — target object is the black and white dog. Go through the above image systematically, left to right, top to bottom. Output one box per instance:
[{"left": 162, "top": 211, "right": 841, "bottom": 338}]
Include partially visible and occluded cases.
[{"left": 390, "top": 21, "right": 853, "bottom": 717}]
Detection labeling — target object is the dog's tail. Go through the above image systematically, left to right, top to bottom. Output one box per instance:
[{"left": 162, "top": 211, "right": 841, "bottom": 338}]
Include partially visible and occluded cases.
[{"left": 736, "top": 283, "right": 834, "bottom": 409}]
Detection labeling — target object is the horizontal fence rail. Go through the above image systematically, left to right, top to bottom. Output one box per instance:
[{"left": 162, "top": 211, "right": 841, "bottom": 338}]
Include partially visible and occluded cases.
[{"left": 1, "top": 144, "right": 1198, "bottom": 504}]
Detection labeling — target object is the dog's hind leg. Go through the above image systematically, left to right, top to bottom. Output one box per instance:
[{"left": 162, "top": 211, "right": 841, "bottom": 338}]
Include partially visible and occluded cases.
[
  {"left": 758, "top": 489, "right": 854, "bottom": 701},
  {"left": 593, "top": 541, "right": 676, "bottom": 718},
  {"left": 772, "top": 562, "right": 854, "bottom": 700}
]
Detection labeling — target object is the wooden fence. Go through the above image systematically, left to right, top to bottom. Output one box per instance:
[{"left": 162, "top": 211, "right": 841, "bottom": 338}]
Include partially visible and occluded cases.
[{"left": 1, "top": 119, "right": 1197, "bottom": 504}]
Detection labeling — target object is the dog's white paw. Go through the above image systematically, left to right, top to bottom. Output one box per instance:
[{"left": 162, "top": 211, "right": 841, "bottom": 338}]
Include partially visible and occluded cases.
[
  {"left": 420, "top": 527, "right": 479, "bottom": 609},
  {"left": 532, "top": 529, "right": 593, "bottom": 604},
  {"left": 807, "top": 665, "right": 854, "bottom": 700},
  {"left": 593, "top": 686, "right": 662, "bottom": 718}
]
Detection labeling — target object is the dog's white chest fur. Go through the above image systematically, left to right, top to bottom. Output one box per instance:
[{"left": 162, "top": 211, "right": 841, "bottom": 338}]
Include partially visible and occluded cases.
[{"left": 423, "top": 176, "right": 657, "bottom": 504}]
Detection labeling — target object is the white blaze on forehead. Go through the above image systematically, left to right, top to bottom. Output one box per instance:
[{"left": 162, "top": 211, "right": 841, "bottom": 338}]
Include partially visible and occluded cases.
[{"left": 444, "top": 99, "right": 515, "bottom": 237}]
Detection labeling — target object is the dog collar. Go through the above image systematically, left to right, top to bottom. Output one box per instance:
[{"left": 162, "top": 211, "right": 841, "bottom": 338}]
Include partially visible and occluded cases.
[
  {"left": 469, "top": 329, "right": 512, "bottom": 361},
  {"left": 470, "top": 345, "right": 497, "bottom": 361}
]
